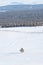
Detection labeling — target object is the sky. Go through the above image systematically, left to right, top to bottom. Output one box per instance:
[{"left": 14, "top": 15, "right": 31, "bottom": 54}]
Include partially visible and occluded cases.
[{"left": 0, "top": 0, "right": 43, "bottom": 6}]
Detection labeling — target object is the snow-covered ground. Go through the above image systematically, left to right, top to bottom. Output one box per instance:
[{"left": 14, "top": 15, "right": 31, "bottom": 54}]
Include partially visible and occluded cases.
[{"left": 0, "top": 26, "right": 43, "bottom": 65}]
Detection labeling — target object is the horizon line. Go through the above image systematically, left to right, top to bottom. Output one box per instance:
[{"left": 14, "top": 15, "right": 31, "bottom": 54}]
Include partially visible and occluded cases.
[{"left": 0, "top": 3, "right": 43, "bottom": 6}]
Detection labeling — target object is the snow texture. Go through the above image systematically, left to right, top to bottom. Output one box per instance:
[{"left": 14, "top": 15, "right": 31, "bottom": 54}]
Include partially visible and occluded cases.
[{"left": 0, "top": 26, "right": 43, "bottom": 65}]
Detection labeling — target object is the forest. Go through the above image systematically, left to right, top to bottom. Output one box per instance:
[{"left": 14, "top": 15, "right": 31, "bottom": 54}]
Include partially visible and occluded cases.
[{"left": 0, "top": 5, "right": 43, "bottom": 27}]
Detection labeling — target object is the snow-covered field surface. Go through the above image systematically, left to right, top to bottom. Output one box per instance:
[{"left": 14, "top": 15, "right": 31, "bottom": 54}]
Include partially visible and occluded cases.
[{"left": 0, "top": 26, "right": 43, "bottom": 65}]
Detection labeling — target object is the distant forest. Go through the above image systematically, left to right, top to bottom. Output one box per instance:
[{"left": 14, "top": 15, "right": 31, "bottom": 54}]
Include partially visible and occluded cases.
[{"left": 0, "top": 5, "right": 43, "bottom": 27}]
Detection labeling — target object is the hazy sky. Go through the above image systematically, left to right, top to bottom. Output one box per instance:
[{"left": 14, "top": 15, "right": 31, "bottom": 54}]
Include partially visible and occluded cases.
[{"left": 0, "top": 0, "right": 43, "bottom": 6}]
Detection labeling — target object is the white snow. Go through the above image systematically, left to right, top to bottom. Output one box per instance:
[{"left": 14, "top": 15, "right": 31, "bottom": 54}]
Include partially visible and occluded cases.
[{"left": 0, "top": 26, "right": 43, "bottom": 65}]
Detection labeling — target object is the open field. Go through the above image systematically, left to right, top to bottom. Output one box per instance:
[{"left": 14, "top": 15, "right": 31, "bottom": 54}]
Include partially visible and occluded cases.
[{"left": 0, "top": 26, "right": 43, "bottom": 65}]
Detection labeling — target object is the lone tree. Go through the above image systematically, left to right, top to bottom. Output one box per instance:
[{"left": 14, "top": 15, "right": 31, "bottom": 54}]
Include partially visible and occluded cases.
[{"left": 20, "top": 48, "right": 24, "bottom": 53}]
